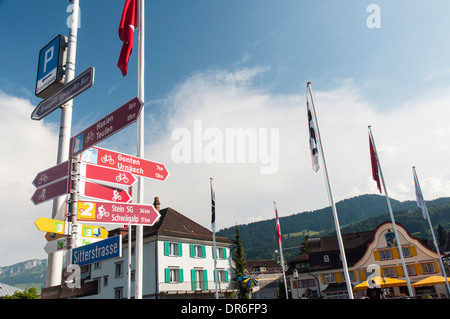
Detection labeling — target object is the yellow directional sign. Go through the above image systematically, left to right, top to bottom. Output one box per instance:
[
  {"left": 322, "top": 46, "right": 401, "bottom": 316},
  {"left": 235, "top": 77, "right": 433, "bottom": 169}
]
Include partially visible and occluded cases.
[
  {"left": 35, "top": 217, "right": 66, "bottom": 234},
  {"left": 80, "top": 224, "right": 108, "bottom": 239},
  {"left": 45, "top": 232, "right": 65, "bottom": 241}
]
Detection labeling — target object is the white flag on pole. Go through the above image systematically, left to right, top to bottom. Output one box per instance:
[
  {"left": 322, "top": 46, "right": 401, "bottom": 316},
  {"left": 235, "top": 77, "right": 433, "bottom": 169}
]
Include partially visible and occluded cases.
[
  {"left": 306, "top": 84, "right": 320, "bottom": 172},
  {"left": 413, "top": 168, "right": 428, "bottom": 220}
]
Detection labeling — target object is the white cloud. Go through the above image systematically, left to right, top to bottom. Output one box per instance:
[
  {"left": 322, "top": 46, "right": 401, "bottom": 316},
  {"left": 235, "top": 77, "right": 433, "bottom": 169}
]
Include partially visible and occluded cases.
[
  {"left": 141, "top": 67, "right": 450, "bottom": 232},
  {"left": 0, "top": 91, "right": 59, "bottom": 266}
]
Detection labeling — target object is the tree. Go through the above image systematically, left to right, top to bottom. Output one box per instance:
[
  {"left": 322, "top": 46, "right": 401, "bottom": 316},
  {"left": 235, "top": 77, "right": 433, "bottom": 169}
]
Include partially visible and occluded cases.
[
  {"left": 437, "top": 224, "right": 447, "bottom": 246},
  {"left": 233, "top": 226, "right": 250, "bottom": 299},
  {"left": 299, "top": 233, "right": 309, "bottom": 255},
  {"left": 4, "top": 287, "right": 40, "bottom": 299}
]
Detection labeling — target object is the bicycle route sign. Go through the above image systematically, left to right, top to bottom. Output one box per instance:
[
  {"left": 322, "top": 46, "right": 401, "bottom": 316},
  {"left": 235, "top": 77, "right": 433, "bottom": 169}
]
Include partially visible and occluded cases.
[
  {"left": 70, "top": 97, "right": 143, "bottom": 157},
  {"left": 32, "top": 160, "right": 71, "bottom": 188},
  {"left": 80, "top": 162, "right": 136, "bottom": 188},
  {"left": 78, "top": 180, "right": 132, "bottom": 203},
  {"left": 76, "top": 200, "right": 161, "bottom": 226}
]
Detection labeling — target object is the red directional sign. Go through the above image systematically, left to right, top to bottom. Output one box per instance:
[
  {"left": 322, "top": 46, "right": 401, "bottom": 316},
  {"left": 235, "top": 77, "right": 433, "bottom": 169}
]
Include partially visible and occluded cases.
[
  {"left": 70, "top": 97, "right": 143, "bottom": 157},
  {"left": 81, "top": 146, "right": 169, "bottom": 181},
  {"left": 32, "top": 160, "right": 71, "bottom": 188},
  {"left": 81, "top": 163, "right": 136, "bottom": 188},
  {"left": 31, "top": 177, "right": 71, "bottom": 205},
  {"left": 79, "top": 180, "right": 131, "bottom": 203},
  {"left": 77, "top": 201, "right": 161, "bottom": 226}
]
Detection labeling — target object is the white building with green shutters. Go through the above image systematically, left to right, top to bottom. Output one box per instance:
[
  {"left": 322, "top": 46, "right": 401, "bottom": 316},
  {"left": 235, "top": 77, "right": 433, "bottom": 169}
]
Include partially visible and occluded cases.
[{"left": 79, "top": 203, "right": 235, "bottom": 299}]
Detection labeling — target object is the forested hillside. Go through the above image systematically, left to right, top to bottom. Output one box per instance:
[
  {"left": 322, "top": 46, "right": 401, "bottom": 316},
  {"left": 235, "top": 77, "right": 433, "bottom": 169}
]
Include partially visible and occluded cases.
[{"left": 217, "top": 194, "right": 450, "bottom": 262}]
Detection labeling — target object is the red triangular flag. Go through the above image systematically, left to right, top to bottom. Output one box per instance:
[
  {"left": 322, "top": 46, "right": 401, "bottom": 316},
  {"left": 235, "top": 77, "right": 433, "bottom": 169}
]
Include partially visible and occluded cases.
[{"left": 118, "top": 0, "right": 137, "bottom": 76}]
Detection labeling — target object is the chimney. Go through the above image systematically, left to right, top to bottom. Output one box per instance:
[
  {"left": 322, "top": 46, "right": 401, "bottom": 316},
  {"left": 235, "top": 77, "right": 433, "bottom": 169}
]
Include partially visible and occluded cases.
[{"left": 153, "top": 196, "right": 160, "bottom": 212}]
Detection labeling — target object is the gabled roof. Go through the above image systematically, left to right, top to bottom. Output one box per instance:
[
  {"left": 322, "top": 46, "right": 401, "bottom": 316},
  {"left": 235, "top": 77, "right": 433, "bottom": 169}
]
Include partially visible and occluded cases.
[
  {"left": 113, "top": 207, "right": 234, "bottom": 245},
  {"left": 0, "top": 283, "right": 23, "bottom": 298}
]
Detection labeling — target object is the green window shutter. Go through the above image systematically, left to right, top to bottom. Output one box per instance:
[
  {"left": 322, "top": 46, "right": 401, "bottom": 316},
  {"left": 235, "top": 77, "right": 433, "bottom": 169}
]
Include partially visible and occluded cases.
[
  {"left": 164, "top": 241, "right": 170, "bottom": 256},
  {"left": 178, "top": 243, "right": 183, "bottom": 256},
  {"left": 190, "top": 244, "right": 195, "bottom": 258},
  {"left": 202, "top": 245, "right": 206, "bottom": 258},
  {"left": 212, "top": 246, "right": 215, "bottom": 259},
  {"left": 223, "top": 247, "right": 227, "bottom": 259},
  {"left": 164, "top": 268, "right": 171, "bottom": 283},
  {"left": 179, "top": 269, "right": 184, "bottom": 283},
  {"left": 191, "top": 269, "right": 197, "bottom": 290},
  {"left": 203, "top": 270, "right": 208, "bottom": 290},
  {"left": 225, "top": 270, "right": 229, "bottom": 282}
]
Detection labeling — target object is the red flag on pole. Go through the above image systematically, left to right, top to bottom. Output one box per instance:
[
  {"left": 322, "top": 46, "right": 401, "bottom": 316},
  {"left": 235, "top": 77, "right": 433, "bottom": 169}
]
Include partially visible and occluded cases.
[
  {"left": 118, "top": 0, "right": 137, "bottom": 76},
  {"left": 369, "top": 134, "right": 382, "bottom": 193},
  {"left": 275, "top": 206, "right": 282, "bottom": 249}
]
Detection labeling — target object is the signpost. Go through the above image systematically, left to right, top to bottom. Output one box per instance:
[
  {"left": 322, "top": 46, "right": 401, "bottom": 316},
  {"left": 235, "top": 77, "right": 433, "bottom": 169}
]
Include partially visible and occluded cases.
[
  {"left": 35, "top": 34, "right": 67, "bottom": 99},
  {"left": 32, "top": 67, "right": 94, "bottom": 120},
  {"left": 70, "top": 97, "right": 143, "bottom": 157},
  {"left": 82, "top": 146, "right": 170, "bottom": 181},
  {"left": 32, "top": 160, "right": 71, "bottom": 188},
  {"left": 80, "top": 162, "right": 136, "bottom": 188},
  {"left": 31, "top": 177, "right": 71, "bottom": 205},
  {"left": 79, "top": 180, "right": 132, "bottom": 203},
  {"left": 76, "top": 200, "right": 160, "bottom": 226},
  {"left": 79, "top": 224, "right": 109, "bottom": 239},
  {"left": 71, "top": 235, "right": 122, "bottom": 266}
]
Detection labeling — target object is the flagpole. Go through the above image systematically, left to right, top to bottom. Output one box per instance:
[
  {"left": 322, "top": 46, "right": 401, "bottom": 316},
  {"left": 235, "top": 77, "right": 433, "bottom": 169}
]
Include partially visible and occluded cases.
[
  {"left": 135, "top": 0, "right": 145, "bottom": 299},
  {"left": 307, "top": 83, "right": 354, "bottom": 299},
  {"left": 368, "top": 126, "right": 413, "bottom": 297},
  {"left": 413, "top": 167, "right": 450, "bottom": 294},
  {"left": 210, "top": 178, "right": 219, "bottom": 299},
  {"left": 274, "top": 202, "right": 289, "bottom": 299}
]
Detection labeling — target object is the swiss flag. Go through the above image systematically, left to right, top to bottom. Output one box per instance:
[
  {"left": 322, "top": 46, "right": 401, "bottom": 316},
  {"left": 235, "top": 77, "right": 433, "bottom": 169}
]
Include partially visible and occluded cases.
[{"left": 118, "top": 0, "right": 137, "bottom": 76}]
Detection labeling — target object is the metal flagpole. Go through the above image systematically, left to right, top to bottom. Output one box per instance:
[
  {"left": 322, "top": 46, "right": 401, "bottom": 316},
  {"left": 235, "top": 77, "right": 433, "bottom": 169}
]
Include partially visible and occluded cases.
[
  {"left": 46, "top": 0, "right": 80, "bottom": 288},
  {"left": 135, "top": 0, "right": 145, "bottom": 299},
  {"left": 307, "top": 83, "right": 354, "bottom": 299},
  {"left": 368, "top": 126, "right": 413, "bottom": 297},
  {"left": 413, "top": 167, "right": 450, "bottom": 294},
  {"left": 210, "top": 178, "right": 219, "bottom": 299},
  {"left": 274, "top": 202, "right": 289, "bottom": 299}
]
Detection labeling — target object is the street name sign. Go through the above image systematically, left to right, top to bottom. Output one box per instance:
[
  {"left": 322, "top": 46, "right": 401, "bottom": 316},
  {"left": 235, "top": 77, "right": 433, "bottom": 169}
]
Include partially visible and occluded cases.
[
  {"left": 36, "top": 34, "right": 67, "bottom": 99},
  {"left": 32, "top": 67, "right": 94, "bottom": 120},
  {"left": 70, "top": 97, "right": 143, "bottom": 157},
  {"left": 81, "top": 146, "right": 170, "bottom": 181},
  {"left": 32, "top": 160, "right": 71, "bottom": 188},
  {"left": 80, "top": 162, "right": 136, "bottom": 188},
  {"left": 31, "top": 177, "right": 71, "bottom": 205},
  {"left": 79, "top": 180, "right": 132, "bottom": 203},
  {"left": 76, "top": 200, "right": 161, "bottom": 226},
  {"left": 35, "top": 217, "right": 67, "bottom": 234},
  {"left": 71, "top": 235, "right": 122, "bottom": 266}
]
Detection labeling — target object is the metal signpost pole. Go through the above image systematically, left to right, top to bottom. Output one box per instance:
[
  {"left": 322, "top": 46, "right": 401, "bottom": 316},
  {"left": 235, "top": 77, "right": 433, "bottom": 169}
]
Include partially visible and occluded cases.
[{"left": 46, "top": 0, "right": 79, "bottom": 288}]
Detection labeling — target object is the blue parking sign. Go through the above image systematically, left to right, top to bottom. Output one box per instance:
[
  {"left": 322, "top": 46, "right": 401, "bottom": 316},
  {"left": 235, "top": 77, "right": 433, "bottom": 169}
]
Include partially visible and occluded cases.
[{"left": 35, "top": 35, "right": 66, "bottom": 98}]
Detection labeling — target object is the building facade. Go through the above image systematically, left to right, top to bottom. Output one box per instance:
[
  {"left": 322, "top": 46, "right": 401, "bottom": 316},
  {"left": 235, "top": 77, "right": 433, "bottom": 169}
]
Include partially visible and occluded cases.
[
  {"left": 79, "top": 206, "right": 235, "bottom": 299},
  {"left": 288, "top": 222, "right": 447, "bottom": 299}
]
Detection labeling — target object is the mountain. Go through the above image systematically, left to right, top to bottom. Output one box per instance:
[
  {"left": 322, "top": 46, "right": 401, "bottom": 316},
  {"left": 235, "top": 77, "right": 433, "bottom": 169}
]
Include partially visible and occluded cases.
[
  {"left": 216, "top": 194, "right": 450, "bottom": 261},
  {"left": 0, "top": 259, "right": 47, "bottom": 290}
]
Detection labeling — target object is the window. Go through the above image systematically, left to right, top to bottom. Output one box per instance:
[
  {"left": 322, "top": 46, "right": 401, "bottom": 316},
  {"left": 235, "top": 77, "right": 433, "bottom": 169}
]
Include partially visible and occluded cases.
[
  {"left": 164, "top": 241, "right": 183, "bottom": 257},
  {"left": 190, "top": 244, "right": 206, "bottom": 258},
  {"left": 213, "top": 247, "right": 227, "bottom": 259},
  {"left": 402, "top": 247, "right": 411, "bottom": 258},
  {"left": 380, "top": 250, "right": 392, "bottom": 260},
  {"left": 323, "top": 255, "right": 329, "bottom": 262},
  {"left": 94, "top": 262, "right": 102, "bottom": 270},
  {"left": 115, "top": 262, "right": 123, "bottom": 278},
  {"left": 422, "top": 263, "right": 436, "bottom": 274},
  {"left": 407, "top": 264, "right": 416, "bottom": 276},
  {"left": 383, "top": 267, "right": 397, "bottom": 277},
  {"left": 165, "top": 268, "right": 184, "bottom": 283},
  {"left": 191, "top": 269, "right": 208, "bottom": 290},
  {"left": 215, "top": 269, "right": 229, "bottom": 283},
  {"left": 323, "top": 273, "right": 336, "bottom": 284},
  {"left": 103, "top": 276, "right": 109, "bottom": 286},
  {"left": 298, "top": 279, "right": 315, "bottom": 288},
  {"left": 114, "top": 287, "right": 123, "bottom": 299}
]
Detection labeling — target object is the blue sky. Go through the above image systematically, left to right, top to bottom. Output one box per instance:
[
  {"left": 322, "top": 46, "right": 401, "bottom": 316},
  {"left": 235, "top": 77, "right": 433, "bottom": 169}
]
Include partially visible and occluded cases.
[{"left": 2, "top": 1, "right": 450, "bottom": 266}]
